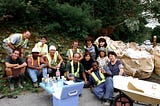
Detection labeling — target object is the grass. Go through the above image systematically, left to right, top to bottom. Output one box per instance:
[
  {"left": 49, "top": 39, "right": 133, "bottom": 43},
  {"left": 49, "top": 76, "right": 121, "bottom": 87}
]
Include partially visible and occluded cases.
[{"left": 0, "top": 76, "right": 41, "bottom": 97}]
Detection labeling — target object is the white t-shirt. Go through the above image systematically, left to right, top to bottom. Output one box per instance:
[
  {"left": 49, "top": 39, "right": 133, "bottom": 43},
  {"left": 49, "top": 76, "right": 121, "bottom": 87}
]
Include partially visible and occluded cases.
[
  {"left": 3, "top": 33, "right": 28, "bottom": 48},
  {"left": 97, "top": 56, "right": 110, "bottom": 68}
]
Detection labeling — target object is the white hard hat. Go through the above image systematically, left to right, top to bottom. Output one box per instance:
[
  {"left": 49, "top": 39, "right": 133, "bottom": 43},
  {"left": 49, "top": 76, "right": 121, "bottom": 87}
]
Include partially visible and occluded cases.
[
  {"left": 49, "top": 45, "right": 56, "bottom": 50},
  {"left": 32, "top": 47, "right": 40, "bottom": 53}
]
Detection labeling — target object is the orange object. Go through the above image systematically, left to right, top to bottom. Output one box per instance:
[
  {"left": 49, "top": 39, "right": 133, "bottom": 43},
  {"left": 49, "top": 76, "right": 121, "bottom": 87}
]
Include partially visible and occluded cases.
[
  {"left": 153, "top": 36, "right": 157, "bottom": 48},
  {"left": 6, "top": 70, "right": 12, "bottom": 76}
]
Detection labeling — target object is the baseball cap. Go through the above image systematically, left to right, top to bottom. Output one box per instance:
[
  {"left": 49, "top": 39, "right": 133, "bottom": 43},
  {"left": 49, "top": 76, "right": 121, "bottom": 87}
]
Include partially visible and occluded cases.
[{"left": 99, "top": 48, "right": 106, "bottom": 52}]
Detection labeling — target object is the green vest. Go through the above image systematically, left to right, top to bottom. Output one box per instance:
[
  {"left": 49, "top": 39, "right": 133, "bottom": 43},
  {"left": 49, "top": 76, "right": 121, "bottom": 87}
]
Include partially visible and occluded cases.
[
  {"left": 7, "top": 34, "right": 28, "bottom": 48},
  {"left": 35, "top": 43, "right": 48, "bottom": 54},
  {"left": 69, "top": 49, "right": 80, "bottom": 59},
  {"left": 46, "top": 51, "right": 58, "bottom": 67},
  {"left": 71, "top": 61, "right": 80, "bottom": 77}
]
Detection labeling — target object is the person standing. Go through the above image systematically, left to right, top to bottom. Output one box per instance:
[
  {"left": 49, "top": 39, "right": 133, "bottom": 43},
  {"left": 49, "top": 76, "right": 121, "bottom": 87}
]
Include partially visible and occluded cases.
[
  {"left": 2, "top": 30, "right": 31, "bottom": 57},
  {"left": 34, "top": 36, "right": 48, "bottom": 57},
  {"left": 84, "top": 36, "right": 98, "bottom": 61},
  {"left": 98, "top": 38, "right": 109, "bottom": 56},
  {"left": 66, "top": 40, "right": 83, "bottom": 61},
  {"left": 5, "top": 49, "right": 27, "bottom": 91}
]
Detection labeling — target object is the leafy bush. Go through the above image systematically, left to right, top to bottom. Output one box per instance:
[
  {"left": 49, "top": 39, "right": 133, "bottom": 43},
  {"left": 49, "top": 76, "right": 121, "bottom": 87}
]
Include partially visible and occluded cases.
[{"left": 0, "top": 0, "right": 101, "bottom": 40}]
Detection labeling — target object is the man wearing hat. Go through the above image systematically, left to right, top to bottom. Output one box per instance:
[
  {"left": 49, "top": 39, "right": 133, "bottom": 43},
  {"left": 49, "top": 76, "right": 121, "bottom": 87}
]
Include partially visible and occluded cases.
[
  {"left": 45, "top": 45, "right": 64, "bottom": 76},
  {"left": 27, "top": 47, "right": 47, "bottom": 87}
]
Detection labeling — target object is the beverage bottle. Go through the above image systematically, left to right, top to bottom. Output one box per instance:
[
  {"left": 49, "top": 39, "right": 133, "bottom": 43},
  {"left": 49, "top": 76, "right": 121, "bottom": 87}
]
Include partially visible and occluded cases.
[
  {"left": 56, "top": 68, "right": 61, "bottom": 87},
  {"left": 56, "top": 68, "right": 60, "bottom": 80},
  {"left": 45, "top": 74, "right": 49, "bottom": 87},
  {"left": 60, "top": 76, "right": 65, "bottom": 86}
]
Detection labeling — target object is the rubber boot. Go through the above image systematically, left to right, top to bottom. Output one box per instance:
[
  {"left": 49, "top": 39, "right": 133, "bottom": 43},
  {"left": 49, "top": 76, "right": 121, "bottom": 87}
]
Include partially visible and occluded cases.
[
  {"left": 19, "top": 74, "right": 26, "bottom": 85},
  {"left": 8, "top": 77, "right": 14, "bottom": 91},
  {"left": 18, "top": 77, "right": 23, "bottom": 89},
  {"left": 33, "top": 82, "right": 38, "bottom": 88}
]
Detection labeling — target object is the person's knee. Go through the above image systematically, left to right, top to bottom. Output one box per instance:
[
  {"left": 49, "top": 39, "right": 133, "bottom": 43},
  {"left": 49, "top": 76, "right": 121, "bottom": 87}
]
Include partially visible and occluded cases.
[
  {"left": 21, "top": 67, "right": 26, "bottom": 74},
  {"left": 6, "top": 68, "right": 12, "bottom": 77},
  {"left": 105, "top": 77, "right": 113, "bottom": 82},
  {"left": 93, "top": 88, "right": 103, "bottom": 100}
]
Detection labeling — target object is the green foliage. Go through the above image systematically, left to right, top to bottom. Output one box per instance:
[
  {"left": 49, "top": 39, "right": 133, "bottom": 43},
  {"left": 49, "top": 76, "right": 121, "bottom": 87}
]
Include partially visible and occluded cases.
[
  {"left": 0, "top": 0, "right": 160, "bottom": 42},
  {"left": 0, "top": 0, "right": 101, "bottom": 40},
  {"left": 41, "top": 3, "right": 101, "bottom": 39},
  {"left": 112, "top": 17, "right": 150, "bottom": 43},
  {"left": 125, "top": 18, "right": 140, "bottom": 32},
  {"left": 0, "top": 76, "right": 40, "bottom": 96}
]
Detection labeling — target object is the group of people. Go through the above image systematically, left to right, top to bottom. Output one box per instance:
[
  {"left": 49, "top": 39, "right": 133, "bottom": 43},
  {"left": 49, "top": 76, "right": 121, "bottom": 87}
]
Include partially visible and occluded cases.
[{"left": 3, "top": 30, "right": 125, "bottom": 106}]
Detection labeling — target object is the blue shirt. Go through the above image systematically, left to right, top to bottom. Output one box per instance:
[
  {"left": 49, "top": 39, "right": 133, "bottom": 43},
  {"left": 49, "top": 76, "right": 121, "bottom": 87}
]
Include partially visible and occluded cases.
[{"left": 108, "top": 59, "right": 123, "bottom": 76}]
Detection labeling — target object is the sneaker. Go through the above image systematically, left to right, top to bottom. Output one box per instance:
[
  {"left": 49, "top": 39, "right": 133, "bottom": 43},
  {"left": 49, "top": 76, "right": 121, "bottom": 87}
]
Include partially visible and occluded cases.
[
  {"left": 22, "top": 81, "right": 26, "bottom": 85},
  {"left": 18, "top": 82, "right": 23, "bottom": 89},
  {"left": 33, "top": 82, "right": 38, "bottom": 88},
  {"left": 10, "top": 83, "right": 15, "bottom": 91},
  {"left": 7, "top": 95, "right": 18, "bottom": 99},
  {"left": 103, "top": 100, "right": 111, "bottom": 106}
]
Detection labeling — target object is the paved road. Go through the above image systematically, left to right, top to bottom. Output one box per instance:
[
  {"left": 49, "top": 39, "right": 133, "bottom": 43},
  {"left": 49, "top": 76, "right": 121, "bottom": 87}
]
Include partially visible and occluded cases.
[{"left": 0, "top": 88, "right": 148, "bottom": 106}]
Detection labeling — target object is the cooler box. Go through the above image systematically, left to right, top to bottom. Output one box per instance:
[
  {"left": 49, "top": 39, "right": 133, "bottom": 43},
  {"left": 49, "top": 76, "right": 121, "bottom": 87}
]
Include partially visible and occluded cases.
[
  {"left": 52, "top": 81, "right": 84, "bottom": 106},
  {"left": 39, "top": 83, "right": 55, "bottom": 94}
]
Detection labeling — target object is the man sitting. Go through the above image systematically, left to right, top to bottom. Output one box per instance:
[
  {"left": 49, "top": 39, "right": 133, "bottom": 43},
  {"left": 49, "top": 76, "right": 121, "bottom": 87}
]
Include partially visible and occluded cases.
[
  {"left": 45, "top": 45, "right": 64, "bottom": 76},
  {"left": 27, "top": 47, "right": 47, "bottom": 87},
  {"left": 5, "top": 49, "right": 27, "bottom": 91},
  {"left": 65, "top": 53, "right": 88, "bottom": 85},
  {"left": 89, "top": 61, "right": 113, "bottom": 106}
]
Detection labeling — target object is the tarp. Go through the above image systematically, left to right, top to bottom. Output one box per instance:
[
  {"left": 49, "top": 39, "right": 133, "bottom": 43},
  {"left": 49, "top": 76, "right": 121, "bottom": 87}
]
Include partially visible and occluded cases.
[
  {"left": 95, "top": 36, "right": 155, "bottom": 79},
  {"left": 150, "top": 47, "right": 160, "bottom": 75},
  {"left": 120, "top": 49, "right": 154, "bottom": 79}
]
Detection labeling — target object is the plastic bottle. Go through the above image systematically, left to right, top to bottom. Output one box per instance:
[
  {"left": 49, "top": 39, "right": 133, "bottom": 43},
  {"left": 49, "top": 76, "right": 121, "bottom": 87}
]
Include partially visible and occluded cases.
[
  {"left": 56, "top": 68, "right": 61, "bottom": 87},
  {"left": 56, "top": 68, "right": 60, "bottom": 80},
  {"left": 45, "top": 74, "right": 50, "bottom": 87},
  {"left": 52, "top": 76, "right": 56, "bottom": 88},
  {"left": 60, "top": 76, "right": 65, "bottom": 86},
  {"left": 49, "top": 77, "right": 53, "bottom": 87}
]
